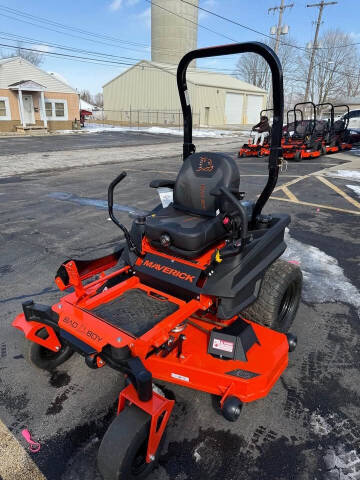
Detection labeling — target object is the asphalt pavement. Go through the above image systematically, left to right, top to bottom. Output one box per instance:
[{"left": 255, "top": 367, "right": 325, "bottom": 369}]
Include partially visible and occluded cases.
[
  {"left": 0, "top": 130, "right": 180, "bottom": 156},
  {"left": 0, "top": 144, "right": 360, "bottom": 480}
]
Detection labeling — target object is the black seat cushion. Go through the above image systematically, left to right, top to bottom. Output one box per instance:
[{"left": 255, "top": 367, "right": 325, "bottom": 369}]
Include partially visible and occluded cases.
[
  {"left": 144, "top": 152, "right": 240, "bottom": 256},
  {"left": 173, "top": 152, "right": 240, "bottom": 216},
  {"left": 145, "top": 205, "right": 226, "bottom": 254}
]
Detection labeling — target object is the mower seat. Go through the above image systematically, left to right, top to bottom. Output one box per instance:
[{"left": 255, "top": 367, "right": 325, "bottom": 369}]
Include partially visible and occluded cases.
[{"left": 145, "top": 152, "right": 240, "bottom": 257}]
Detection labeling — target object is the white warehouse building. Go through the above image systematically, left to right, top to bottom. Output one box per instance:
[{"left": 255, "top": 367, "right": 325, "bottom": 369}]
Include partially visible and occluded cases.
[
  {"left": 103, "top": 0, "right": 267, "bottom": 128},
  {"left": 103, "top": 61, "right": 267, "bottom": 128}
]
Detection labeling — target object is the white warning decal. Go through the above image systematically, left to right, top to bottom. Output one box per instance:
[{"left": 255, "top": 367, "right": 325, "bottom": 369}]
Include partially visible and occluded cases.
[
  {"left": 212, "top": 338, "right": 234, "bottom": 353},
  {"left": 171, "top": 373, "right": 189, "bottom": 382}
]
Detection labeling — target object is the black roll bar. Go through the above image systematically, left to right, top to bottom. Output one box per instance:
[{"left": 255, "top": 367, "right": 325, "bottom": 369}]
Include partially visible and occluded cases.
[
  {"left": 177, "top": 42, "right": 284, "bottom": 225},
  {"left": 294, "top": 101, "right": 317, "bottom": 136},
  {"left": 316, "top": 102, "right": 334, "bottom": 125},
  {"left": 333, "top": 104, "right": 350, "bottom": 130},
  {"left": 286, "top": 108, "right": 303, "bottom": 129}
]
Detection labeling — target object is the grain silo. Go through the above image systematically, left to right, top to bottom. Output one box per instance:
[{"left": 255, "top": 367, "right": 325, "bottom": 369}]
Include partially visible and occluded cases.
[{"left": 151, "top": 0, "right": 199, "bottom": 65}]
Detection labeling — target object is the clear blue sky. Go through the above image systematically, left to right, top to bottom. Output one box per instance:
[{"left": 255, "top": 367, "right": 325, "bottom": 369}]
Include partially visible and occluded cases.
[{"left": 0, "top": 0, "right": 359, "bottom": 94}]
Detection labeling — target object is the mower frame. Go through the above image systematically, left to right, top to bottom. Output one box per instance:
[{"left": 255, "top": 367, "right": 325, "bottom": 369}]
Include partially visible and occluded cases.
[{"left": 13, "top": 42, "right": 300, "bottom": 477}]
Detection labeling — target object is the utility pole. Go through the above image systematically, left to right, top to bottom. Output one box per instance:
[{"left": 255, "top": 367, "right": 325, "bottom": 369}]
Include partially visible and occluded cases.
[
  {"left": 266, "top": 0, "right": 293, "bottom": 108},
  {"left": 268, "top": 0, "right": 294, "bottom": 53},
  {"left": 304, "top": 1, "right": 337, "bottom": 101}
]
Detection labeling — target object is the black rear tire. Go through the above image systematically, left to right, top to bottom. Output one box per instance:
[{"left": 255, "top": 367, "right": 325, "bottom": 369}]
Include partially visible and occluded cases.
[
  {"left": 294, "top": 150, "right": 302, "bottom": 162},
  {"left": 241, "top": 259, "right": 302, "bottom": 333},
  {"left": 23, "top": 328, "right": 73, "bottom": 371},
  {"left": 97, "top": 406, "right": 164, "bottom": 480}
]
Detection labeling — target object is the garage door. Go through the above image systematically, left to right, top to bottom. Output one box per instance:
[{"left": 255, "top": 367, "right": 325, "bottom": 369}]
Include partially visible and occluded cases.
[
  {"left": 225, "top": 93, "right": 244, "bottom": 124},
  {"left": 246, "top": 95, "right": 263, "bottom": 124}
]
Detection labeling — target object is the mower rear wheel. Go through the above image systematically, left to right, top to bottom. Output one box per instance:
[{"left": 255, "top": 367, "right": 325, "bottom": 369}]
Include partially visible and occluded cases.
[
  {"left": 294, "top": 151, "right": 302, "bottom": 162},
  {"left": 241, "top": 259, "right": 302, "bottom": 333},
  {"left": 23, "top": 328, "right": 73, "bottom": 371},
  {"left": 97, "top": 406, "right": 163, "bottom": 480}
]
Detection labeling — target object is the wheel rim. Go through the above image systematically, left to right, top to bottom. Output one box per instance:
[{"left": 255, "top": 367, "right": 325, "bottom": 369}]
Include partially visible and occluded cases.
[
  {"left": 278, "top": 281, "right": 298, "bottom": 324},
  {"left": 131, "top": 437, "right": 148, "bottom": 476}
]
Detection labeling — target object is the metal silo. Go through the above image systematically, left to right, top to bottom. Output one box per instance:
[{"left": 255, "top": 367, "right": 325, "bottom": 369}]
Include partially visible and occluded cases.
[{"left": 151, "top": 0, "right": 199, "bottom": 65}]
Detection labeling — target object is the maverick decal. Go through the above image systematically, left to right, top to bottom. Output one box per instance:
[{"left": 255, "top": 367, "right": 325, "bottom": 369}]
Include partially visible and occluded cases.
[
  {"left": 196, "top": 156, "right": 214, "bottom": 172},
  {"left": 135, "top": 253, "right": 201, "bottom": 292},
  {"left": 142, "top": 259, "right": 195, "bottom": 283}
]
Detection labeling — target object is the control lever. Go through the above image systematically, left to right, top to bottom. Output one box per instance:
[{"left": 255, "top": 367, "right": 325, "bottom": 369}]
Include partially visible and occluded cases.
[{"left": 108, "top": 171, "right": 142, "bottom": 257}]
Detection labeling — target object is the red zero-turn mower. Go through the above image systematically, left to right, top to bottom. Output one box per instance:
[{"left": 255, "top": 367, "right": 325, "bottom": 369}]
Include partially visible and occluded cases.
[
  {"left": 13, "top": 42, "right": 302, "bottom": 480},
  {"left": 282, "top": 102, "right": 323, "bottom": 161},
  {"left": 238, "top": 108, "right": 273, "bottom": 158}
]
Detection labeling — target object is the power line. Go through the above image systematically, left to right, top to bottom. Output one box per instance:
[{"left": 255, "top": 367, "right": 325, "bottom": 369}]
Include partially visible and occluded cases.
[{"left": 179, "top": 0, "right": 360, "bottom": 50}]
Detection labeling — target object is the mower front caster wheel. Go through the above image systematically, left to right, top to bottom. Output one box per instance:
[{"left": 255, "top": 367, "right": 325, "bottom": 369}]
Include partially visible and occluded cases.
[
  {"left": 23, "top": 328, "right": 73, "bottom": 371},
  {"left": 222, "top": 396, "right": 243, "bottom": 422},
  {"left": 97, "top": 406, "right": 164, "bottom": 480}
]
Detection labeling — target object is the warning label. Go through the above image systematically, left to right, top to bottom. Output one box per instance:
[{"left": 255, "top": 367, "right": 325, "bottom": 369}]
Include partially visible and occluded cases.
[{"left": 212, "top": 338, "right": 234, "bottom": 353}]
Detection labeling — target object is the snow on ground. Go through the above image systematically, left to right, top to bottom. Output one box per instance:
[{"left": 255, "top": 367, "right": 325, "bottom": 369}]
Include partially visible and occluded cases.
[
  {"left": 81, "top": 124, "right": 240, "bottom": 138},
  {"left": 325, "top": 170, "right": 360, "bottom": 182},
  {"left": 346, "top": 184, "right": 360, "bottom": 197},
  {"left": 282, "top": 229, "right": 360, "bottom": 314}
]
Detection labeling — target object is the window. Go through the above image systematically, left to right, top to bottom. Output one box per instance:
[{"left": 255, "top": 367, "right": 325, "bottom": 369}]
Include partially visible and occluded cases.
[
  {"left": 0, "top": 97, "right": 11, "bottom": 120},
  {"left": 43, "top": 99, "right": 68, "bottom": 120},
  {"left": 0, "top": 100, "right": 6, "bottom": 116},
  {"left": 45, "top": 102, "right": 52, "bottom": 117},
  {"left": 55, "top": 102, "right": 65, "bottom": 117}
]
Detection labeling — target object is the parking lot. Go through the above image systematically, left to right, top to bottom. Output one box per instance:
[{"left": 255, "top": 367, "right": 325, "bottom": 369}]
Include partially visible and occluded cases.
[{"left": 0, "top": 134, "right": 360, "bottom": 480}]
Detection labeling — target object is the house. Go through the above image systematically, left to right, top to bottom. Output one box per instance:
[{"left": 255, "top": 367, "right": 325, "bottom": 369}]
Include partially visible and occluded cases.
[
  {"left": 0, "top": 57, "right": 80, "bottom": 132},
  {"left": 103, "top": 60, "right": 267, "bottom": 128}
]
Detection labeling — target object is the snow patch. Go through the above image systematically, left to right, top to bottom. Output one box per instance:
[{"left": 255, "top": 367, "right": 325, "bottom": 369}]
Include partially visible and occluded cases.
[
  {"left": 81, "top": 123, "right": 238, "bottom": 138},
  {"left": 325, "top": 170, "right": 360, "bottom": 182},
  {"left": 346, "top": 184, "right": 360, "bottom": 197},
  {"left": 282, "top": 230, "right": 360, "bottom": 313},
  {"left": 310, "top": 412, "right": 333, "bottom": 436},
  {"left": 193, "top": 442, "right": 204, "bottom": 462},
  {"left": 324, "top": 445, "right": 360, "bottom": 480}
]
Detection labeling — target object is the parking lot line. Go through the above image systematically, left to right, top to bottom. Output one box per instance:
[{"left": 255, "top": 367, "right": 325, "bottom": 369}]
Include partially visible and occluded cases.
[
  {"left": 316, "top": 175, "right": 360, "bottom": 210},
  {"left": 282, "top": 186, "right": 299, "bottom": 202},
  {"left": 270, "top": 196, "right": 360, "bottom": 215},
  {"left": 0, "top": 421, "right": 45, "bottom": 480}
]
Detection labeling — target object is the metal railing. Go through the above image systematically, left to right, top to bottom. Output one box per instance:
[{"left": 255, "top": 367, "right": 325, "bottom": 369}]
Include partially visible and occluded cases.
[{"left": 84, "top": 109, "right": 201, "bottom": 129}]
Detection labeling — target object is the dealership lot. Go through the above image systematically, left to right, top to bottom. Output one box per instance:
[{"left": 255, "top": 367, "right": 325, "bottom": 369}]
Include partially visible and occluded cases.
[{"left": 0, "top": 137, "right": 359, "bottom": 480}]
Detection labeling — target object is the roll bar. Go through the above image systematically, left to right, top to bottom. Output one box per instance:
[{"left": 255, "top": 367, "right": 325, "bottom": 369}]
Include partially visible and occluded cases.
[
  {"left": 177, "top": 42, "right": 284, "bottom": 225},
  {"left": 294, "top": 101, "right": 316, "bottom": 135},
  {"left": 316, "top": 102, "right": 334, "bottom": 125},
  {"left": 333, "top": 104, "right": 350, "bottom": 130},
  {"left": 286, "top": 108, "right": 303, "bottom": 128}
]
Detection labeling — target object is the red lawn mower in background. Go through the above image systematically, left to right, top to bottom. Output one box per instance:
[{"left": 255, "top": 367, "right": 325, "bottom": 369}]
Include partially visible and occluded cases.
[
  {"left": 13, "top": 42, "right": 302, "bottom": 480},
  {"left": 282, "top": 102, "right": 323, "bottom": 161},
  {"left": 316, "top": 102, "right": 338, "bottom": 154},
  {"left": 332, "top": 104, "right": 353, "bottom": 151},
  {"left": 238, "top": 108, "right": 273, "bottom": 158}
]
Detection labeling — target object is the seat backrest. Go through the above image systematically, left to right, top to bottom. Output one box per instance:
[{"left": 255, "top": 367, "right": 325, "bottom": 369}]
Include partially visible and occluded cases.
[{"left": 173, "top": 152, "right": 240, "bottom": 216}]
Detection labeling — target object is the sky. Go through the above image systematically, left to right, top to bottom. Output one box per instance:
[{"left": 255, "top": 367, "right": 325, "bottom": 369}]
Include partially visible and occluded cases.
[{"left": 0, "top": 0, "right": 359, "bottom": 94}]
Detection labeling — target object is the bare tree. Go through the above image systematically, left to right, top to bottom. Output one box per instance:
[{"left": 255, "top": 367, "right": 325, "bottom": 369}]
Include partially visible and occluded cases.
[
  {"left": 297, "top": 29, "right": 360, "bottom": 104},
  {"left": 235, "top": 38, "right": 299, "bottom": 89},
  {"left": 1, "top": 43, "right": 44, "bottom": 66},
  {"left": 80, "top": 89, "right": 93, "bottom": 104},
  {"left": 93, "top": 92, "right": 104, "bottom": 108}
]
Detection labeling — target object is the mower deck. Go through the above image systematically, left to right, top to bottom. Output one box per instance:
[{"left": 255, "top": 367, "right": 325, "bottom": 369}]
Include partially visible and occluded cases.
[{"left": 14, "top": 264, "right": 289, "bottom": 404}]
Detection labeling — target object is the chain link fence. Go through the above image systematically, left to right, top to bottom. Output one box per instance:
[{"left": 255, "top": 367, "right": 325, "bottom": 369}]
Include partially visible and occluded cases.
[{"left": 84, "top": 109, "right": 201, "bottom": 129}]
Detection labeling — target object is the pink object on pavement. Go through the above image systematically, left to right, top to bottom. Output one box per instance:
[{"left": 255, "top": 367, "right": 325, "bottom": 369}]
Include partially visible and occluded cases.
[
  {"left": 288, "top": 260, "right": 300, "bottom": 265},
  {"left": 21, "top": 429, "right": 41, "bottom": 453}
]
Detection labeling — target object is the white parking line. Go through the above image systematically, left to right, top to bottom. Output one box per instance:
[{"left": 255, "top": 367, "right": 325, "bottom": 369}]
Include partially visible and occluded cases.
[{"left": 0, "top": 421, "right": 46, "bottom": 480}]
